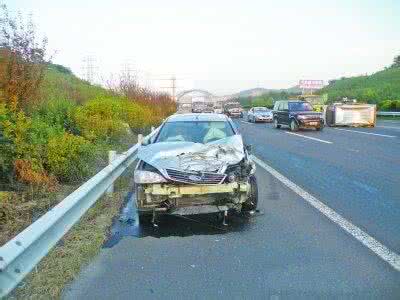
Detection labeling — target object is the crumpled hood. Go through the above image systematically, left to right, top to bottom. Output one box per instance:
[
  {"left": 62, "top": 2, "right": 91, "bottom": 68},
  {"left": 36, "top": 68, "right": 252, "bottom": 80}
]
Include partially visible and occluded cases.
[{"left": 137, "top": 135, "right": 245, "bottom": 173}]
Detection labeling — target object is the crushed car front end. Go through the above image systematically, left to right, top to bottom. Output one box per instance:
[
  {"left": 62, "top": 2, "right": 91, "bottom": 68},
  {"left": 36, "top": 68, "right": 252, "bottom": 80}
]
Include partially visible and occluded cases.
[{"left": 134, "top": 133, "right": 256, "bottom": 219}]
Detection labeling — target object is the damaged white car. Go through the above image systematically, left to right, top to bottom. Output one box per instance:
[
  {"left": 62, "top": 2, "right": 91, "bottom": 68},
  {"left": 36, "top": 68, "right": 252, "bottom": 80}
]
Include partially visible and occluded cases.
[{"left": 134, "top": 113, "right": 258, "bottom": 224}]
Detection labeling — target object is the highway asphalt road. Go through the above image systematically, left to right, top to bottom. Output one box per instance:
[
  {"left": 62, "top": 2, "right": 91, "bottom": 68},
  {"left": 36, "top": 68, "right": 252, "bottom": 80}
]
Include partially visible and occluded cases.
[{"left": 63, "top": 119, "right": 400, "bottom": 299}]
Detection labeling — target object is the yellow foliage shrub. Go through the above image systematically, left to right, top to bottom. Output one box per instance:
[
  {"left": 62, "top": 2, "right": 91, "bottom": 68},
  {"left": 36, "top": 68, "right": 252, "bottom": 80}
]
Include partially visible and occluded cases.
[{"left": 46, "top": 133, "right": 96, "bottom": 182}]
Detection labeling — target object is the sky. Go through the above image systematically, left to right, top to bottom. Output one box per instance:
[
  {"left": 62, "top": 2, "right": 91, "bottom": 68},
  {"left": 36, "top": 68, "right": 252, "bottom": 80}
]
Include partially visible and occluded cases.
[{"left": 5, "top": 0, "right": 400, "bottom": 95}]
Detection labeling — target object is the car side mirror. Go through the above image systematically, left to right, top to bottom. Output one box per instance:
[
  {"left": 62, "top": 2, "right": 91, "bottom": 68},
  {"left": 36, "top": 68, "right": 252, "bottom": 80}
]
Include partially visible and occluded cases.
[{"left": 245, "top": 144, "right": 252, "bottom": 153}]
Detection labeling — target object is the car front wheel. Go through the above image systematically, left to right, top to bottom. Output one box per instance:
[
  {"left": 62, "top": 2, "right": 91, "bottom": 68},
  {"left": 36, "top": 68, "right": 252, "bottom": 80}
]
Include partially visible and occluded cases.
[
  {"left": 273, "top": 118, "right": 281, "bottom": 129},
  {"left": 290, "top": 119, "right": 299, "bottom": 131},
  {"left": 242, "top": 175, "right": 258, "bottom": 212}
]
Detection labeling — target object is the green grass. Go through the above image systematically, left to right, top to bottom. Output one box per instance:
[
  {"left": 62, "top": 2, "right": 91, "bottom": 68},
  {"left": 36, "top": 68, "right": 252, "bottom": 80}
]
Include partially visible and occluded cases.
[
  {"left": 37, "top": 64, "right": 112, "bottom": 105},
  {"left": 7, "top": 166, "right": 135, "bottom": 299},
  {"left": 10, "top": 192, "right": 124, "bottom": 299}
]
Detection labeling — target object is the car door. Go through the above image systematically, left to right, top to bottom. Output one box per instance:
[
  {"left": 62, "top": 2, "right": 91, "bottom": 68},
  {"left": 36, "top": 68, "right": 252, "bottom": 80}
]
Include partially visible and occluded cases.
[
  {"left": 273, "top": 101, "right": 280, "bottom": 121},
  {"left": 281, "top": 101, "right": 289, "bottom": 124},
  {"left": 277, "top": 102, "right": 285, "bottom": 123},
  {"left": 248, "top": 108, "right": 253, "bottom": 121}
]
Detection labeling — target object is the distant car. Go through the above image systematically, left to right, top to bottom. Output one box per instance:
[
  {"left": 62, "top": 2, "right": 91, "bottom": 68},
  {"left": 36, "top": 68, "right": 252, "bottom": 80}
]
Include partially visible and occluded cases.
[
  {"left": 273, "top": 100, "right": 324, "bottom": 131},
  {"left": 192, "top": 102, "right": 205, "bottom": 113},
  {"left": 177, "top": 103, "right": 192, "bottom": 114},
  {"left": 224, "top": 103, "right": 242, "bottom": 118},
  {"left": 203, "top": 104, "right": 214, "bottom": 113},
  {"left": 213, "top": 106, "right": 223, "bottom": 114},
  {"left": 247, "top": 107, "right": 273, "bottom": 123},
  {"left": 135, "top": 113, "right": 257, "bottom": 224}
]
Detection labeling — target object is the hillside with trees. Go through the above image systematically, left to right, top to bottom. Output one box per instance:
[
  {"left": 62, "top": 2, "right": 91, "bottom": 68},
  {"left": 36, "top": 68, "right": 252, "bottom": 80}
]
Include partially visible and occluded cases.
[
  {"left": 0, "top": 4, "right": 175, "bottom": 245},
  {"left": 319, "top": 55, "right": 400, "bottom": 110}
]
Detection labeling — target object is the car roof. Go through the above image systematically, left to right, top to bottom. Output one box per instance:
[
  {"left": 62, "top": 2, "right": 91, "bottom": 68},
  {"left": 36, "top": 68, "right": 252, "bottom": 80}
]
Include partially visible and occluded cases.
[
  {"left": 253, "top": 107, "right": 268, "bottom": 109},
  {"left": 166, "top": 113, "right": 229, "bottom": 122}
]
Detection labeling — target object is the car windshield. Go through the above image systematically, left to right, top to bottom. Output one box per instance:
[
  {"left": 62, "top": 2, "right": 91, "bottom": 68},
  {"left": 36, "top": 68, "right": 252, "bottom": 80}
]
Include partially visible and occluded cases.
[
  {"left": 289, "top": 102, "right": 313, "bottom": 111},
  {"left": 254, "top": 107, "right": 268, "bottom": 112},
  {"left": 156, "top": 121, "right": 235, "bottom": 143}
]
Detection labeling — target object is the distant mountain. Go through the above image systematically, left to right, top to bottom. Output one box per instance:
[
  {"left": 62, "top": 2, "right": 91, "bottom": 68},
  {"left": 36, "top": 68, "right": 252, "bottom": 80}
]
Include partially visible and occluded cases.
[
  {"left": 286, "top": 85, "right": 302, "bottom": 94},
  {"left": 235, "top": 86, "right": 301, "bottom": 98},
  {"left": 237, "top": 88, "right": 273, "bottom": 97}
]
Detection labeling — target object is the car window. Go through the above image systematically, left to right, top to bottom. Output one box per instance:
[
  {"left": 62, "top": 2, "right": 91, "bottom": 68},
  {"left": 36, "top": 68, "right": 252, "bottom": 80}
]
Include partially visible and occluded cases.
[
  {"left": 282, "top": 102, "right": 288, "bottom": 110},
  {"left": 289, "top": 102, "right": 313, "bottom": 111},
  {"left": 254, "top": 107, "right": 267, "bottom": 112},
  {"left": 156, "top": 121, "right": 235, "bottom": 144}
]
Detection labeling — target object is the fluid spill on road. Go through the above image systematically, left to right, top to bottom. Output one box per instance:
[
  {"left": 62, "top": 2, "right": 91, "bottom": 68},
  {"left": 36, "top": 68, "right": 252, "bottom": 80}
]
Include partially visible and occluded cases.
[{"left": 103, "top": 192, "right": 261, "bottom": 248}]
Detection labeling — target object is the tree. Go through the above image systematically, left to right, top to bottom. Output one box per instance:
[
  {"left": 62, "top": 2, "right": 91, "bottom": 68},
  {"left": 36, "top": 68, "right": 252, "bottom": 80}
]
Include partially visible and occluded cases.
[
  {"left": 0, "top": 4, "right": 48, "bottom": 111},
  {"left": 392, "top": 54, "right": 400, "bottom": 68}
]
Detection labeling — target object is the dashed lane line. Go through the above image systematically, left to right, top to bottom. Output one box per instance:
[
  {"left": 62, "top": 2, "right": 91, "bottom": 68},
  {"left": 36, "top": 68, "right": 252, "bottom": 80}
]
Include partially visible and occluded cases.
[
  {"left": 333, "top": 128, "right": 396, "bottom": 138},
  {"left": 285, "top": 131, "right": 332, "bottom": 144},
  {"left": 252, "top": 155, "right": 400, "bottom": 272}
]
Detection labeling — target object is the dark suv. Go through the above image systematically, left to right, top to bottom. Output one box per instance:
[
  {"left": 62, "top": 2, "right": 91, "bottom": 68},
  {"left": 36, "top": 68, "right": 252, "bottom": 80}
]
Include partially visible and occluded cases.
[{"left": 272, "top": 100, "right": 324, "bottom": 131}]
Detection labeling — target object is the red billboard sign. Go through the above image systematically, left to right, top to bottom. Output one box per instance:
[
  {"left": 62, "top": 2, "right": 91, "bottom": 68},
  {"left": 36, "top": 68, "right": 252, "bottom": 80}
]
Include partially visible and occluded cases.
[{"left": 299, "top": 80, "right": 324, "bottom": 89}]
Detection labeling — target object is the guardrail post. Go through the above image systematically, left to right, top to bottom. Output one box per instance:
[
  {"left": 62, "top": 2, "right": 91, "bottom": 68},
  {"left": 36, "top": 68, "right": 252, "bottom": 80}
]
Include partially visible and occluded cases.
[
  {"left": 151, "top": 126, "right": 155, "bottom": 132},
  {"left": 137, "top": 134, "right": 143, "bottom": 144},
  {"left": 106, "top": 150, "right": 117, "bottom": 195}
]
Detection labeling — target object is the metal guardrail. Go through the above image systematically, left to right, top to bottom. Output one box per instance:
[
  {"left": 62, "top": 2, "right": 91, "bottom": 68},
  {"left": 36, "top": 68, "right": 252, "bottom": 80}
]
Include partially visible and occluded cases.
[
  {"left": 377, "top": 111, "right": 400, "bottom": 116},
  {"left": 0, "top": 128, "right": 158, "bottom": 297}
]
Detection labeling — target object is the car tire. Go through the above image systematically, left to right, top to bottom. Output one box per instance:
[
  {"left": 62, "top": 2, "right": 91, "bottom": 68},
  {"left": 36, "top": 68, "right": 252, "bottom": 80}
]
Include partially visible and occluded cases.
[
  {"left": 273, "top": 118, "right": 281, "bottom": 129},
  {"left": 290, "top": 119, "right": 299, "bottom": 131},
  {"left": 316, "top": 123, "right": 324, "bottom": 131},
  {"left": 242, "top": 175, "right": 258, "bottom": 212},
  {"left": 137, "top": 212, "right": 152, "bottom": 224}
]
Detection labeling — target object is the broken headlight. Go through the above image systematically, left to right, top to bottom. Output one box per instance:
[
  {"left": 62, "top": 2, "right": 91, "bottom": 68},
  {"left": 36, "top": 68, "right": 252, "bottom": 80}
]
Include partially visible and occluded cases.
[{"left": 134, "top": 170, "right": 167, "bottom": 184}]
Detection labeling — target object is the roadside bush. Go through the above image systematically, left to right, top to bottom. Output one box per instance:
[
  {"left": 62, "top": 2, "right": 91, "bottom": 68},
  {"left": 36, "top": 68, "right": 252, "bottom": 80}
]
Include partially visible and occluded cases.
[
  {"left": 73, "top": 97, "right": 127, "bottom": 143},
  {"left": 250, "top": 97, "right": 274, "bottom": 108},
  {"left": 32, "top": 99, "right": 79, "bottom": 134},
  {"left": 120, "top": 99, "right": 154, "bottom": 131},
  {"left": 379, "top": 100, "right": 400, "bottom": 111},
  {"left": 0, "top": 104, "right": 15, "bottom": 181},
  {"left": 0, "top": 107, "right": 59, "bottom": 188},
  {"left": 46, "top": 133, "right": 96, "bottom": 182}
]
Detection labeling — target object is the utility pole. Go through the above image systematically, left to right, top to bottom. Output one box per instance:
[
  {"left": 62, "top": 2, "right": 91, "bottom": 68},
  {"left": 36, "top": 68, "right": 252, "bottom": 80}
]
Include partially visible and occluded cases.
[
  {"left": 82, "top": 55, "right": 97, "bottom": 83},
  {"left": 121, "top": 60, "right": 136, "bottom": 82},
  {"left": 158, "top": 75, "right": 178, "bottom": 102},
  {"left": 171, "top": 76, "right": 176, "bottom": 102}
]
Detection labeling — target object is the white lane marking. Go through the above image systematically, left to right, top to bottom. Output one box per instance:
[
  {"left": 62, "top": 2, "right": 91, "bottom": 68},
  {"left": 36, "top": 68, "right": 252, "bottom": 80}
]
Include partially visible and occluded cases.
[
  {"left": 377, "top": 126, "right": 400, "bottom": 130},
  {"left": 333, "top": 128, "right": 396, "bottom": 138},
  {"left": 285, "top": 131, "right": 332, "bottom": 144},
  {"left": 251, "top": 155, "right": 400, "bottom": 272}
]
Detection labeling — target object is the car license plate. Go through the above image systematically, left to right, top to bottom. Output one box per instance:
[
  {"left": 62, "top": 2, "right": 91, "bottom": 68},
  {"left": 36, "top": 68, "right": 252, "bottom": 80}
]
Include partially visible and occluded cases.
[{"left": 309, "top": 122, "right": 318, "bottom": 125}]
